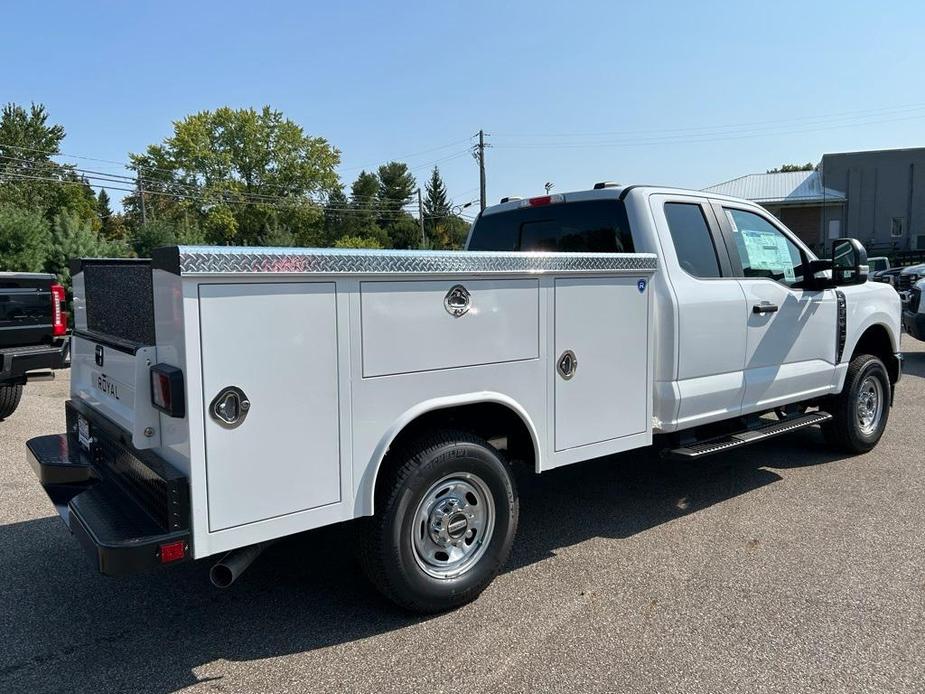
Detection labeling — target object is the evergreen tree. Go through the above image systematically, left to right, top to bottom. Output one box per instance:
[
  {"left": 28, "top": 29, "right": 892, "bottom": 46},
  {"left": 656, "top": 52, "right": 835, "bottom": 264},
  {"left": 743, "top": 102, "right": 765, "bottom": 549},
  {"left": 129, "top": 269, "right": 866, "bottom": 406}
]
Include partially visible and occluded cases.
[
  {"left": 376, "top": 161, "right": 415, "bottom": 219},
  {"left": 423, "top": 166, "right": 451, "bottom": 236},
  {"left": 345, "top": 170, "right": 384, "bottom": 241},
  {"left": 322, "top": 185, "right": 349, "bottom": 245},
  {"left": 97, "top": 188, "right": 115, "bottom": 238},
  {"left": 0, "top": 206, "right": 52, "bottom": 272}
]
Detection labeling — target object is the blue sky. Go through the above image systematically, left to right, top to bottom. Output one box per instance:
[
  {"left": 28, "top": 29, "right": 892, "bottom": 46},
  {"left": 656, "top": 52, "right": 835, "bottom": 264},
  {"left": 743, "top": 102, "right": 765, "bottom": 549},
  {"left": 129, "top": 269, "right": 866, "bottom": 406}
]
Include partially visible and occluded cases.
[{"left": 3, "top": 1, "right": 925, "bottom": 212}]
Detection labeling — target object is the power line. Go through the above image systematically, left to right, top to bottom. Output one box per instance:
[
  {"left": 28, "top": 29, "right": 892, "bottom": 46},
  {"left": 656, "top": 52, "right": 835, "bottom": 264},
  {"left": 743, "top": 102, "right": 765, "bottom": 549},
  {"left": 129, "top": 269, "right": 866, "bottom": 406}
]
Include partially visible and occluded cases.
[
  {"left": 491, "top": 102, "right": 925, "bottom": 139},
  {"left": 491, "top": 111, "right": 925, "bottom": 150},
  {"left": 338, "top": 136, "right": 473, "bottom": 173}
]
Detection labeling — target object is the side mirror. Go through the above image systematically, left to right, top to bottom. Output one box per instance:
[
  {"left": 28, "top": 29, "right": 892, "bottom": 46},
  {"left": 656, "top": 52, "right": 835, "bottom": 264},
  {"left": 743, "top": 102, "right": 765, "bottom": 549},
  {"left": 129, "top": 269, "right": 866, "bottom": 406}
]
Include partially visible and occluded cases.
[{"left": 831, "top": 238, "right": 868, "bottom": 286}]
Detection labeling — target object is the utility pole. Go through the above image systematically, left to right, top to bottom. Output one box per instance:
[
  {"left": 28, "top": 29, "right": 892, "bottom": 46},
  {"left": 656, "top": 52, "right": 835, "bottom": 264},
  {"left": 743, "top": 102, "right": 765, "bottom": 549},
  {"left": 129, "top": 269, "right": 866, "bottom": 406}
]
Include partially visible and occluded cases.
[
  {"left": 474, "top": 129, "right": 488, "bottom": 211},
  {"left": 137, "top": 175, "right": 147, "bottom": 225},
  {"left": 417, "top": 188, "right": 425, "bottom": 246}
]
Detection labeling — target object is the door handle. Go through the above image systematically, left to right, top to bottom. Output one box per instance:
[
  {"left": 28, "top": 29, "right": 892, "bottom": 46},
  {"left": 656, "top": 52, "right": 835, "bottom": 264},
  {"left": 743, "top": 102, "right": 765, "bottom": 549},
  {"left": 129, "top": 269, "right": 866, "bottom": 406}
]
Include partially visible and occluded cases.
[{"left": 752, "top": 302, "right": 779, "bottom": 314}]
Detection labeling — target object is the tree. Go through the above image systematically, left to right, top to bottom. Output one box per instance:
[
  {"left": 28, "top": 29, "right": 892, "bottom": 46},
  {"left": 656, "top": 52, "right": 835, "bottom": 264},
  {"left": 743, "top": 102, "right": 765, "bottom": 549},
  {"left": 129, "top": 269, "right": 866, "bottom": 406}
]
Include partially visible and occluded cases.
[
  {"left": 0, "top": 103, "right": 99, "bottom": 230},
  {"left": 124, "top": 106, "right": 341, "bottom": 245},
  {"left": 377, "top": 161, "right": 416, "bottom": 222},
  {"left": 766, "top": 162, "right": 815, "bottom": 173},
  {"left": 423, "top": 166, "right": 451, "bottom": 237},
  {"left": 340, "top": 170, "right": 385, "bottom": 243},
  {"left": 322, "top": 185, "right": 349, "bottom": 245},
  {"left": 97, "top": 188, "right": 118, "bottom": 238},
  {"left": 0, "top": 206, "right": 51, "bottom": 272},
  {"left": 47, "top": 210, "right": 127, "bottom": 289},
  {"left": 387, "top": 213, "right": 423, "bottom": 250},
  {"left": 429, "top": 216, "right": 471, "bottom": 250},
  {"left": 131, "top": 217, "right": 205, "bottom": 258},
  {"left": 259, "top": 219, "right": 295, "bottom": 247},
  {"left": 333, "top": 235, "right": 383, "bottom": 249}
]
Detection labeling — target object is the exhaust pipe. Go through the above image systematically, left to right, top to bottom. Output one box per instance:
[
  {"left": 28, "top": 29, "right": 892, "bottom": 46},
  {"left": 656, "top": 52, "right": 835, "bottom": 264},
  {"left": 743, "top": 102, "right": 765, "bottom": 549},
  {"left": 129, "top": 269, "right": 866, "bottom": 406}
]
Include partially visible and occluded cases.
[{"left": 209, "top": 543, "right": 265, "bottom": 588}]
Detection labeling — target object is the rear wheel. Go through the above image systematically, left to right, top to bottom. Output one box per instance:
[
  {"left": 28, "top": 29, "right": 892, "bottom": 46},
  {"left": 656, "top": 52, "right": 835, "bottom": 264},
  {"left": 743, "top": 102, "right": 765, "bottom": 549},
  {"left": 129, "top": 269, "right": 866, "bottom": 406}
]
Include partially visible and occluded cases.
[
  {"left": 823, "top": 354, "right": 890, "bottom": 453},
  {"left": 0, "top": 384, "right": 23, "bottom": 420},
  {"left": 358, "top": 430, "right": 518, "bottom": 613}
]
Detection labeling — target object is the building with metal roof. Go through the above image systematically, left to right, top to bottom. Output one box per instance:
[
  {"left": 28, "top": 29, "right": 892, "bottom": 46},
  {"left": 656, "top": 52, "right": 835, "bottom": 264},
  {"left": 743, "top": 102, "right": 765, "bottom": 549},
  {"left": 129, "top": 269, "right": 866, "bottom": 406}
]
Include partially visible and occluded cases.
[{"left": 704, "top": 148, "right": 925, "bottom": 254}]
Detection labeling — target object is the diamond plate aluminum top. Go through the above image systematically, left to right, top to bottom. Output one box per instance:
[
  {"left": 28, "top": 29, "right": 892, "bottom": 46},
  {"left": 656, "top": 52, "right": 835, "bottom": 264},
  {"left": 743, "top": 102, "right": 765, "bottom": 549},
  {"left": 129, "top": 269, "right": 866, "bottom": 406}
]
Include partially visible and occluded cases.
[{"left": 173, "top": 246, "right": 657, "bottom": 276}]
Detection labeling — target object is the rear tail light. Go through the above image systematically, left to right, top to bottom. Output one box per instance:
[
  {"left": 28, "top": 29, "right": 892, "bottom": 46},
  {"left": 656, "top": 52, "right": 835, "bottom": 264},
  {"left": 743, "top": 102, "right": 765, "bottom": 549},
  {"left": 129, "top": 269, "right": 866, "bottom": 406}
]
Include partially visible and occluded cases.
[
  {"left": 521, "top": 194, "right": 564, "bottom": 207},
  {"left": 50, "top": 283, "right": 67, "bottom": 337},
  {"left": 150, "top": 364, "right": 185, "bottom": 418},
  {"left": 159, "top": 540, "right": 186, "bottom": 564}
]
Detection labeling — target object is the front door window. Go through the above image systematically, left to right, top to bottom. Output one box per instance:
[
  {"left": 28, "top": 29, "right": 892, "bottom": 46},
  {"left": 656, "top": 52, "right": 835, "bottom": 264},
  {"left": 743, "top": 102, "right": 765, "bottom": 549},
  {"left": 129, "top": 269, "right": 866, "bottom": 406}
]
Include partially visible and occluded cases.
[{"left": 725, "top": 208, "right": 804, "bottom": 286}]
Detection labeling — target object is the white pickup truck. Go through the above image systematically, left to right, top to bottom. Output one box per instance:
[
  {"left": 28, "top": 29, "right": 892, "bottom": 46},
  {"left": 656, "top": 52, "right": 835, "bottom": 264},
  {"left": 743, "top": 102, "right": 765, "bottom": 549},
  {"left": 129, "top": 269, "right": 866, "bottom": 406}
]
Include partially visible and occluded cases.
[{"left": 28, "top": 184, "right": 902, "bottom": 613}]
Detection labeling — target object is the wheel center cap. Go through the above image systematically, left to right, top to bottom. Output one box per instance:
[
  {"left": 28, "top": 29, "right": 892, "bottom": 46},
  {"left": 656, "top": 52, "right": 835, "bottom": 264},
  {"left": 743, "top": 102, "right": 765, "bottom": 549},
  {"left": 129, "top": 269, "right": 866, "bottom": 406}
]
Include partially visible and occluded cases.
[
  {"left": 429, "top": 498, "right": 470, "bottom": 545},
  {"left": 446, "top": 512, "right": 468, "bottom": 540}
]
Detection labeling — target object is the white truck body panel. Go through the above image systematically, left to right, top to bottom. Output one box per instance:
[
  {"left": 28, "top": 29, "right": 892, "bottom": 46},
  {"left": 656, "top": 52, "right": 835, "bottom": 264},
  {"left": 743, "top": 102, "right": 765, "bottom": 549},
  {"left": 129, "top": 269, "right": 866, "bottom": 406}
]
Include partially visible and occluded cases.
[
  {"left": 63, "top": 185, "right": 901, "bottom": 562},
  {"left": 90, "top": 249, "right": 657, "bottom": 558}
]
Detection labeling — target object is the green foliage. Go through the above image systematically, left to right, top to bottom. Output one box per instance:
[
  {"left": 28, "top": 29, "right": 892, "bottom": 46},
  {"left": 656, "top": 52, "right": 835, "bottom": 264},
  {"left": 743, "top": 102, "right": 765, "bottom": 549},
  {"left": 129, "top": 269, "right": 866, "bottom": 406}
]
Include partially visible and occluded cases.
[
  {"left": 0, "top": 103, "right": 99, "bottom": 231},
  {"left": 125, "top": 106, "right": 340, "bottom": 245},
  {"left": 376, "top": 161, "right": 415, "bottom": 222},
  {"left": 767, "top": 162, "right": 815, "bottom": 173},
  {"left": 423, "top": 166, "right": 450, "bottom": 236},
  {"left": 97, "top": 188, "right": 116, "bottom": 238},
  {"left": 0, "top": 206, "right": 52, "bottom": 272},
  {"left": 47, "top": 211, "right": 128, "bottom": 288},
  {"left": 387, "top": 213, "right": 423, "bottom": 250},
  {"left": 429, "top": 215, "right": 471, "bottom": 250},
  {"left": 131, "top": 217, "right": 205, "bottom": 258},
  {"left": 259, "top": 219, "right": 295, "bottom": 247},
  {"left": 333, "top": 235, "right": 384, "bottom": 249}
]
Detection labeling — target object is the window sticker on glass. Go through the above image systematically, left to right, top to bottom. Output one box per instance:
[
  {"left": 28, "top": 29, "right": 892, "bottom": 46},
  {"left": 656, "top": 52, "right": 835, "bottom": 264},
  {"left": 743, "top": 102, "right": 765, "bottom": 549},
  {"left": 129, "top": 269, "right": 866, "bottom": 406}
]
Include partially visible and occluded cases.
[{"left": 740, "top": 229, "right": 796, "bottom": 282}]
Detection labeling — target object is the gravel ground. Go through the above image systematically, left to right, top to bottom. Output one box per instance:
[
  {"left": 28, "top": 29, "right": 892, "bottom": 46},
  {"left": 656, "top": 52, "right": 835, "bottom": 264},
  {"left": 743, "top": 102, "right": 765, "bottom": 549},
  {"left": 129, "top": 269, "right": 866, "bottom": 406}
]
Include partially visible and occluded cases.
[{"left": 1, "top": 338, "right": 924, "bottom": 693}]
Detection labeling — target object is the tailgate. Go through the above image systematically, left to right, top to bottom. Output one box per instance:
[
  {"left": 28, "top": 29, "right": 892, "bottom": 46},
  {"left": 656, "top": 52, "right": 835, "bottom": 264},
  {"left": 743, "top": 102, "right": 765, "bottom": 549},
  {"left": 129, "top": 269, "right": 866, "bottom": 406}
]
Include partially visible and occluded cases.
[
  {"left": 70, "top": 259, "right": 162, "bottom": 450},
  {"left": 0, "top": 273, "right": 54, "bottom": 347},
  {"left": 70, "top": 335, "right": 161, "bottom": 449}
]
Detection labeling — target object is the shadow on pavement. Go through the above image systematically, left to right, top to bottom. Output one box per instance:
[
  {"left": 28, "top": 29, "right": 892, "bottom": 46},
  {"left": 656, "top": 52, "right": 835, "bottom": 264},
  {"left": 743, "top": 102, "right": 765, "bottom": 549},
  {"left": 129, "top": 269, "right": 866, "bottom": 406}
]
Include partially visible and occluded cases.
[{"left": 0, "top": 427, "right": 851, "bottom": 693}]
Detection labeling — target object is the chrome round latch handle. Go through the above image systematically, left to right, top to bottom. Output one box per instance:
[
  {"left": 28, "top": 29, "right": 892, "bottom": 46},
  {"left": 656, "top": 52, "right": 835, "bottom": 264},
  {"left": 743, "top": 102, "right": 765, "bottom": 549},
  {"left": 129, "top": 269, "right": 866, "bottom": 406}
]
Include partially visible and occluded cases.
[
  {"left": 444, "top": 284, "right": 471, "bottom": 317},
  {"left": 557, "top": 350, "right": 577, "bottom": 380},
  {"left": 210, "top": 386, "right": 250, "bottom": 429}
]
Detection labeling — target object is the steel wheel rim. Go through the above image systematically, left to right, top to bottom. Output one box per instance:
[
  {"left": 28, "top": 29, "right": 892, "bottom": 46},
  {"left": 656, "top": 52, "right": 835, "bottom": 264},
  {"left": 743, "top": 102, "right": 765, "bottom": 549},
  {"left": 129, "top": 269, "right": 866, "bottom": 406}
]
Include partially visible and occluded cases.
[
  {"left": 856, "top": 374, "right": 884, "bottom": 436},
  {"left": 411, "top": 473, "right": 496, "bottom": 579}
]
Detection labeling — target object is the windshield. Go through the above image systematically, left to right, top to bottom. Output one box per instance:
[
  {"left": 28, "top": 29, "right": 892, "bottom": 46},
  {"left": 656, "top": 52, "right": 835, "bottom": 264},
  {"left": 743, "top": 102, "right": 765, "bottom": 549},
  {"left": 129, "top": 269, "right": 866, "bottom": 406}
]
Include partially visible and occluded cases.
[{"left": 467, "top": 199, "right": 634, "bottom": 253}]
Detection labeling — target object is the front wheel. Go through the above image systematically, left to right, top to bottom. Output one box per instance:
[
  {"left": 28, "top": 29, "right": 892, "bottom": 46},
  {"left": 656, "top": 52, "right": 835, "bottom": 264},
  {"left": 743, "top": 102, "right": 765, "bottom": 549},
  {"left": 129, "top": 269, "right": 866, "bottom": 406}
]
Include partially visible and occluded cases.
[
  {"left": 823, "top": 354, "right": 891, "bottom": 453},
  {"left": 358, "top": 430, "right": 518, "bottom": 613}
]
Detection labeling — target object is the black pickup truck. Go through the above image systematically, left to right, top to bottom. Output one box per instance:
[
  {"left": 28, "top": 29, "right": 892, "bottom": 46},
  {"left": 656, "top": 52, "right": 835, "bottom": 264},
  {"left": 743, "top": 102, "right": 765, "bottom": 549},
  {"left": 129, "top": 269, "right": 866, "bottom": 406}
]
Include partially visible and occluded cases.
[{"left": 0, "top": 272, "right": 70, "bottom": 418}]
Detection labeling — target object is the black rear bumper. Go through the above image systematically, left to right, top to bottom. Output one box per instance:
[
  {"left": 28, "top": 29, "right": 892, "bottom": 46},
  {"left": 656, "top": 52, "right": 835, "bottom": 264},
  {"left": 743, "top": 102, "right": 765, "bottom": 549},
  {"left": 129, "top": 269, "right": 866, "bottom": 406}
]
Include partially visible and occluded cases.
[
  {"left": 0, "top": 338, "right": 69, "bottom": 385},
  {"left": 27, "top": 400, "right": 191, "bottom": 576}
]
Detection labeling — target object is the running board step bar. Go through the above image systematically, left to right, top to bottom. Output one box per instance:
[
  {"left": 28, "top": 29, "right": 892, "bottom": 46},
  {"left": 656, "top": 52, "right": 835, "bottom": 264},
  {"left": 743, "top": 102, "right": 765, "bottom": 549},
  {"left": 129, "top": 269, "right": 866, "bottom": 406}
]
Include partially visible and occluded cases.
[{"left": 667, "top": 411, "right": 833, "bottom": 460}]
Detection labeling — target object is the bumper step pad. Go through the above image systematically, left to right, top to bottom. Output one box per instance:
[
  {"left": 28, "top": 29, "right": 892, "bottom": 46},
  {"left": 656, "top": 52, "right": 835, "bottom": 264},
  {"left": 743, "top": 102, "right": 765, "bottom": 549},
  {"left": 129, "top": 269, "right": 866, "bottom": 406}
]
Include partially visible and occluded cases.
[
  {"left": 668, "top": 411, "right": 833, "bottom": 460},
  {"left": 27, "top": 431, "right": 190, "bottom": 576}
]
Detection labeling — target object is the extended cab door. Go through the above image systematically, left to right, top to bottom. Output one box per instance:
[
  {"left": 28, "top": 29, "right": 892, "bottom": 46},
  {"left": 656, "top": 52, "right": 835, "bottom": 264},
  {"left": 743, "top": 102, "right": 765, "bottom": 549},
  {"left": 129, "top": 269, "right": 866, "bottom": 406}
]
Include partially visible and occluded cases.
[
  {"left": 649, "top": 194, "right": 747, "bottom": 429},
  {"left": 712, "top": 203, "right": 837, "bottom": 412}
]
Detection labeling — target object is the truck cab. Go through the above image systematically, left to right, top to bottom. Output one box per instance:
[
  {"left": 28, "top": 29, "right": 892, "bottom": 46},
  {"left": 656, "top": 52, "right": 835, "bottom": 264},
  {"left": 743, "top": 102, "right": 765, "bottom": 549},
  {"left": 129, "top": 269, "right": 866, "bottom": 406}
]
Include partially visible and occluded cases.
[{"left": 468, "top": 185, "right": 901, "bottom": 435}]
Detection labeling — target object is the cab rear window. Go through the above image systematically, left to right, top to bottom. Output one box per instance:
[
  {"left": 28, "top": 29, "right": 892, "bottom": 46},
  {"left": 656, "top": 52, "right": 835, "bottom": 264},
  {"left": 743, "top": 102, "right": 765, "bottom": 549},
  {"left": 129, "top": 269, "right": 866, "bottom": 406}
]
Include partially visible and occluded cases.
[{"left": 468, "top": 200, "right": 634, "bottom": 253}]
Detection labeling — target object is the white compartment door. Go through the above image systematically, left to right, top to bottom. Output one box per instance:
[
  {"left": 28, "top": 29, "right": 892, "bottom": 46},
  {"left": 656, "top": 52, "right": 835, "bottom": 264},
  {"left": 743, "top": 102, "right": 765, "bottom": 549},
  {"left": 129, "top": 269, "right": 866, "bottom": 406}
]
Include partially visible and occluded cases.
[
  {"left": 554, "top": 277, "right": 648, "bottom": 451},
  {"left": 199, "top": 282, "right": 341, "bottom": 531}
]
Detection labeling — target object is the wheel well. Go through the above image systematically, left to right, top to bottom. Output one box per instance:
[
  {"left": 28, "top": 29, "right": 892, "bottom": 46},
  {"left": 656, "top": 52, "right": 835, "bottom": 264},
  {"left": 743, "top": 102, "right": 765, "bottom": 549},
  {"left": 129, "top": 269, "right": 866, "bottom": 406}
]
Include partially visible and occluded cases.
[
  {"left": 852, "top": 324, "right": 899, "bottom": 383},
  {"left": 373, "top": 402, "right": 537, "bottom": 505}
]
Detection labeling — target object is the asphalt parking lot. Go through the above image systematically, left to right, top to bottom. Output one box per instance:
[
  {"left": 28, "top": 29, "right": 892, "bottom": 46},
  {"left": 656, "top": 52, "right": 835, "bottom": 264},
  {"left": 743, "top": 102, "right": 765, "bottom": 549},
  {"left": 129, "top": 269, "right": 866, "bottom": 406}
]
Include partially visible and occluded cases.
[{"left": 1, "top": 339, "right": 924, "bottom": 694}]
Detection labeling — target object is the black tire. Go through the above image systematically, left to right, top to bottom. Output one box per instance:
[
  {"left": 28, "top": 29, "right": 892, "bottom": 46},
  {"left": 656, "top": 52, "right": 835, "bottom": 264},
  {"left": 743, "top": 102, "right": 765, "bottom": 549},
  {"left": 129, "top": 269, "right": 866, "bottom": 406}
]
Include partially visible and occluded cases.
[
  {"left": 823, "top": 354, "right": 890, "bottom": 453},
  {"left": 0, "top": 384, "right": 23, "bottom": 420},
  {"left": 358, "top": 430, "right": 519, "bottom": 613}
]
